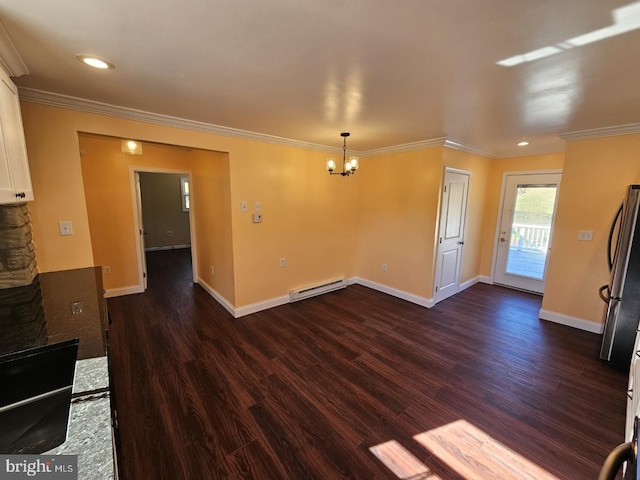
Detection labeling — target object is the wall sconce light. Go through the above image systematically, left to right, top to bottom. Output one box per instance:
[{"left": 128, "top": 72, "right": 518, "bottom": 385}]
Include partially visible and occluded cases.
[
  {"left": 327, "top": 132, "right": 359, "bottom": 176},
  {"left": 121, "top": 140, "right": 142, "bottom": 155}
]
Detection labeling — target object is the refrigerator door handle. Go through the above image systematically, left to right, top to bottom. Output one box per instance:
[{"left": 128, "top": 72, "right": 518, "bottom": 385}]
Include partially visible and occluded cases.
[
  {"left": 608, "top": 203, "right": 624, "bottom": 271},
  {"left": 599, "top": 284, "right": 610, "bottom": 303},
  {"left": 600, "top": 297, "right": 621, "bottom": 361}
]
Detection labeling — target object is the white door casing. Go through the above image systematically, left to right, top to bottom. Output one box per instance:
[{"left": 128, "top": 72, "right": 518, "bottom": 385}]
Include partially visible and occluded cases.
[
  {"left": 129, "top": 167, "right": 198, "bottom": 294},
  {"left": 434, "top": 169, "right": 470, "bottom": 304},
  {"left": 134, "top": 171, "right": 148, "bottom": 290}
]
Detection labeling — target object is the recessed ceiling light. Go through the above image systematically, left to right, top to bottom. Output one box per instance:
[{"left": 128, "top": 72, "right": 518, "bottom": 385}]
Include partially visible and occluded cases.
[
  {"left": 75, "top": 54, "right": 115, "bottom": 69},
  {"left": 517, "top": 140, "right": 530, "bottom": 147}
]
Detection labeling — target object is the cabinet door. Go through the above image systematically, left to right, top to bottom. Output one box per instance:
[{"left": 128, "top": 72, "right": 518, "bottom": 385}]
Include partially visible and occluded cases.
[
  {"left": 0, "top": 69, "right": 33, "bottom": 203},
  {"left": 0, "top": 115, "right": 12, "bottom": 203}
]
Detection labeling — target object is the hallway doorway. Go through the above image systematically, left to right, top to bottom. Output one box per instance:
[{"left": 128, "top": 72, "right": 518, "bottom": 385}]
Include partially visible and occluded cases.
[{"left": 133, "top": 169, "right": 196, "bottom": 291}]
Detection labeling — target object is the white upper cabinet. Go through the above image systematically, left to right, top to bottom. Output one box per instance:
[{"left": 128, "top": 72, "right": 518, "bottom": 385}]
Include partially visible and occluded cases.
[{"left": 0, "top": 66, "right": 33, "bottom": 203}]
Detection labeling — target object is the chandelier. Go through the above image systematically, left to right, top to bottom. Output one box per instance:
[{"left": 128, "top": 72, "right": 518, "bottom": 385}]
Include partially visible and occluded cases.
[{"left": 326, "top": 132, "right": 359, "bottom": 176}]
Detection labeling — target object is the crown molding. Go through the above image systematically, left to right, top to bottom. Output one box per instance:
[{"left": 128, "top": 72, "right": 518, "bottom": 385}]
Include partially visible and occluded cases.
[
  {"left": 0, "top": 22, "right": 28, "bottom": 77},
  {"left": 18, "top": 87, "right": 344, "bottom": 154},
  {"left": 18, "top": 87, "right": 572, "bottom": 159},
  {"left": 559, "top": 123, "right": 640, "bottom": 141},
  {"left": 361, "top": 137, "right": 448, "bottom": 157},
  {"left": 443, "top": 138, "right": 499, "bottom": 158},
  {"left": 492, "top": 144, "right": 566, "bottom": 159}
]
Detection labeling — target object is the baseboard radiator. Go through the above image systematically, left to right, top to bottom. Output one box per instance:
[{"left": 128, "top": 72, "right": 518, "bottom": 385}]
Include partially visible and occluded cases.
[{"left": 289, "top": 278, "right": 346, "bottom": 302}]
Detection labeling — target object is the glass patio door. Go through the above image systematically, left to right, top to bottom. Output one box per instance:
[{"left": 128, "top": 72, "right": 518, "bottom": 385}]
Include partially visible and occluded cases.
[{"left": 494, "top": 172, "right": 561, "bottom": 293}]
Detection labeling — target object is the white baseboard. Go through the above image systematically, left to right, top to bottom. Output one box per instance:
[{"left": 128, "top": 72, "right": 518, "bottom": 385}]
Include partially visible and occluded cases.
[
  {"left": 145, "top": 244, "right": 191, "bottom": 252},
  {"left": 191, "top": 275, "right": 606, "bottom": 335},
  {"left": 197, "top": 275, "right": 436, "bottom": 318},
  {"left": 479, "top": 275, "right": 493, "bottom": 284},
  {"left": 198, "top": 276, "right": 357, "bottom": 318},
  {"left": 459, "top": 276, "right": 480, "bottom": 291},
  {"left": 196, "top": 277, "right": 236, "bottom": 317},
  {"left": 197, "top": 277, "right": 291, "bottom": 318},
  {"left": 232, "top": 277, "right": 362, "bottom": 317},
  {"left": 352, "top": 277, "right": 435, "bottom": 308},
  {"left": 104, "top": 285, "right": 144, "bottom": 298},
  {"left": 234, "top": 295, "right": 290, "bottom": 318},
  {"left": 538, "top": 308, "right": 604, "bottom": 334}
]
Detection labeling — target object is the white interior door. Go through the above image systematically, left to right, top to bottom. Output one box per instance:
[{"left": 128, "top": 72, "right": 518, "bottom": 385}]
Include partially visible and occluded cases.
[
  {"left": 434, "top": 169, "right": 470, "bottom": 304},
  {"left": 494, "top": 172, "right": 561, "bottom": 294}
]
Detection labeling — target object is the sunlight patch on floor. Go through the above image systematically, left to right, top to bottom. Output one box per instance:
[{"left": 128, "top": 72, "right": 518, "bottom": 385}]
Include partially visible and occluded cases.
[
  {"left": 370, "top": 420, "right": 560, "bottom": 480},
  {"left": 413, "top": 420, "right": 560, "bottom": 480},
  {"left": 369, "top": 440, "right": 441, "bottom": 479}
]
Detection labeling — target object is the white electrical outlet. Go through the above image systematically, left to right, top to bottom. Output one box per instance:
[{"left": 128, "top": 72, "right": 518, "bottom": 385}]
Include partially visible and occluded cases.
[
  {"left": 59, "top": 221, "right": 73, "bottom": 236},
  {"left": 167, "top": 230, "right": 173, "bottom": 237},
  {"left": 280, "top": 258, "right": 286, "bottom": 267},
  {"left": 382, "top": 263, "right": 387, "bottom": 272},
  {"left": 103, "top": 266, "right": 111, "bottom": 275}
]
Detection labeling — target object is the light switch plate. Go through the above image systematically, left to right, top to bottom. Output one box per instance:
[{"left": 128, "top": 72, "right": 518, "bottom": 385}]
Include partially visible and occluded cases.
[
  {"left": 254, "top": 201, "right": 261, "bottom": 212},
  {"left": 253, "top": 213, "right": 262, "bottom": 223},
  {"left": 578, "top": 230, "right": 594, "bottom": 241}
]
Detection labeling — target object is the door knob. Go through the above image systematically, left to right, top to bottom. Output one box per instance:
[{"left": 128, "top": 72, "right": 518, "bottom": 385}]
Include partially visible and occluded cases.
[
  {"left": 500, "top": 237, "right": 506, "bottom": 243},
  {"left": 458, "top": 241, "right": 464, "bottom": 245}
]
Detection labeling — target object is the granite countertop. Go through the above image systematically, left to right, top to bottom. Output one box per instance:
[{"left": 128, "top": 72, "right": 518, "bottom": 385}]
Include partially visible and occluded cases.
[{"left": 46, "top": 356, "right": 115, "bottom": 480}]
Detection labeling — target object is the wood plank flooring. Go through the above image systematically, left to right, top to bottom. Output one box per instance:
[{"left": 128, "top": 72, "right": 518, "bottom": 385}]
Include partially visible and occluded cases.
[{"left": 107, "top": 249, "right": 628, "bottom": 479}]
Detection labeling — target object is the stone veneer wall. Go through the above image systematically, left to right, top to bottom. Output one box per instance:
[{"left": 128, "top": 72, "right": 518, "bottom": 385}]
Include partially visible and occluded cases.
[
  {"left": 0, "top": 203, "right": 45, "bottom": 355},
  {"left": 0, "top": 203, "right": 37, "bottom": 288}
]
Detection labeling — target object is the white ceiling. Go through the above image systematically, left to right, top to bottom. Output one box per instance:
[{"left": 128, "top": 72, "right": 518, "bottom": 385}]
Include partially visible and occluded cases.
[{"left": 0, "top": 0, "right": 639, "bottom": 156}]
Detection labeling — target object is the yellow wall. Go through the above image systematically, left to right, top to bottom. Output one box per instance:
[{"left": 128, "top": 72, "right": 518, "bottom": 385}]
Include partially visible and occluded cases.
[
  {"left": 25, "top": 99, "right": 640, "bottom": 327},
  {"left": 21, "top": 101, "right": 358, "bottom": 309},
  {"left": 22, "top": 106, "right": 94, "bottom": 272},
  {"left": 79, "top": 134, "right": 224, "bottom": 293},
  {"left": 80, "top": 134, "right": 139, "bottom": 290},
  {"left": 542, "top": 135, "right": 640, "bottom": 325},
  {"left": 229, "top": 142, "right": 359, "bottom": 306},
  {"left": 356, "top": 147, "right": 492, "bottom": 300},
  {"left": 356, "top": 147, "right": 443, "bottom": 298},
  {"left": 190, "top": 148, "right": 235, "bottom": 304},
  {"left": 441, "top": 148, "right": 492, "bottom": 286},
  {"left": 478, "top": 152, "right": 565, "bottom": 278}
]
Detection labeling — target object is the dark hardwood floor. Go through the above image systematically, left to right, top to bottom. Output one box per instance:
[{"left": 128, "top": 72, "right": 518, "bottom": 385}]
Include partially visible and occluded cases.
[{"left": 107, "top": 249, "right": 628, "bottom": 479}]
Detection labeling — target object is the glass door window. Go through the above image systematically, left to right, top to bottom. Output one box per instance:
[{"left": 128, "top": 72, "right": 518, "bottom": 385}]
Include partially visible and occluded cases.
[{"left": 506, "top": 185, "right": 558, "bottom": 279}]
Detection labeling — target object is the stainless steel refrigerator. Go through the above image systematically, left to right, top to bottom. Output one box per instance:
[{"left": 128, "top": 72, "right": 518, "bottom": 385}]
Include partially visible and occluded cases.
[{"left": 600, "top": 184, "right": 640, "bottom": 370}]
